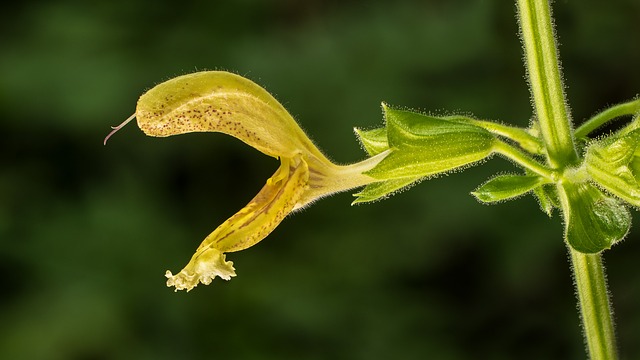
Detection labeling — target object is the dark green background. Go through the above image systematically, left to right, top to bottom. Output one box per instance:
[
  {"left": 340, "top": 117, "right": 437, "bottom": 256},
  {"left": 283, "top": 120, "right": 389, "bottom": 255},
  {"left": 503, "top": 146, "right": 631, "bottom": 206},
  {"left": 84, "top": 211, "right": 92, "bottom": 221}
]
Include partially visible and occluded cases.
[{"left": 2, "top": 0, "right": 639, "bottom": 359}]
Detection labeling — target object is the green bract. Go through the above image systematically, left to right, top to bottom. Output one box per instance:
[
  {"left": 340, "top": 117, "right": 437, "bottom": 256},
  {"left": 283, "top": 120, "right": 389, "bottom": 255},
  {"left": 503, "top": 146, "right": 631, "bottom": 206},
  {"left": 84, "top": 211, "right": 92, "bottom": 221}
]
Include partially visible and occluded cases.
[
  {"left": 472, "top": 174, "right": 549, "bottom": 203},
  {"left": 559, "top": 182, "right": 630, "bottom": 254},
  {"left": 532, "top": 183, "right": 559, "bottom": 217}
]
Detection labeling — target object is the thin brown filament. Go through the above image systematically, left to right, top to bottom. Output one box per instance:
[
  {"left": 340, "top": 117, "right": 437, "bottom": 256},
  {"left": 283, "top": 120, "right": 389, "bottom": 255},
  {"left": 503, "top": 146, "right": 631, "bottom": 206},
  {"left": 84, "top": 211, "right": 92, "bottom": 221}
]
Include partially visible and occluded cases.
[{"left": 104, "top": 114, "right": 136, "bottom": 145}]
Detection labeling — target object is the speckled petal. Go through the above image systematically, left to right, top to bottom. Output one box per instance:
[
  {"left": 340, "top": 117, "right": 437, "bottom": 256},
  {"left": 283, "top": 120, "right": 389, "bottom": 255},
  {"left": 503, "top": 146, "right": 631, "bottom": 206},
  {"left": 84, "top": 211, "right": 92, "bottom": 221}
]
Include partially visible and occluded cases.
[
  {"left": 135, "top": 71, "right": 328, "bottom": 162},
  {"left": 165, "top": 154, "right": 309, "bottom": 291}
]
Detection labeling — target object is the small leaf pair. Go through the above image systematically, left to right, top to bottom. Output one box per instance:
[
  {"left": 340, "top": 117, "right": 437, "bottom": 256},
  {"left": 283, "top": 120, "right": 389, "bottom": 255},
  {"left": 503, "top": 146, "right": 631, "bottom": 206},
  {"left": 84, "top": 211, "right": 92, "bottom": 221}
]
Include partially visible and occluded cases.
[
  {"left": 557, "top": 124, "right": 640, "bottom": 254},
  {"left": 472, "top": 171, "right": 630, "bottom": 254}
]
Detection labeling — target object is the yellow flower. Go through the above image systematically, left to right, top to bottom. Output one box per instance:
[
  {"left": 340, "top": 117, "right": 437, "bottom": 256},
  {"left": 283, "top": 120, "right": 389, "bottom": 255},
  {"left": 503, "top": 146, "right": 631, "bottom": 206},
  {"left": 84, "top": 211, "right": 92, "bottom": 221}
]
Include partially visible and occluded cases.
[{"left": 107, "top": 71, "right": 387, "bottom": 291}]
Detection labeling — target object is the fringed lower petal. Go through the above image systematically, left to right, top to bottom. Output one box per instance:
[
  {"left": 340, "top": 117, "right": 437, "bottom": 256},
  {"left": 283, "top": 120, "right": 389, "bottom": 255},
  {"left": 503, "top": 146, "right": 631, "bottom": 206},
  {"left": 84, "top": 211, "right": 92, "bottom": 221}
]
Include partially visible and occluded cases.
[{"left": 165, "top": 248, "right": 236, "bottom": 292}]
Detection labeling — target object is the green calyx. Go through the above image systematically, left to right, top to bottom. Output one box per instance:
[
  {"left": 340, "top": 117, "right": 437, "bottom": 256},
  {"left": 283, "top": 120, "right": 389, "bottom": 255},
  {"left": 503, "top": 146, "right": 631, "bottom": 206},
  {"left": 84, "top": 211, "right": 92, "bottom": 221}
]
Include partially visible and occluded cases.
[
  {"left": 353, "top": 104, "right": 496, "bottom": 203},
  {"left": 367, "top": 105, "right": 496, "bottom": 181},
  {"left": 372, "top": 106, "right": 495, "bottom": 181}
]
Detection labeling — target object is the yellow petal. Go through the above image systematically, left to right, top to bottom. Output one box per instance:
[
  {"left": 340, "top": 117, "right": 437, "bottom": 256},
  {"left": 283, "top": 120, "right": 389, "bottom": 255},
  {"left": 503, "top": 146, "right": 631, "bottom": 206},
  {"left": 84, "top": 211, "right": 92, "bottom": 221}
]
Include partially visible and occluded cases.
[
  {"left": 135, "top": 71, "right": 328, "bottom": 162},
  {"left": 165, "top": 154, "right": 309, "bottom": 291},
  {"left": 165, "top": 249, "right": 235, "bottom": 292}
]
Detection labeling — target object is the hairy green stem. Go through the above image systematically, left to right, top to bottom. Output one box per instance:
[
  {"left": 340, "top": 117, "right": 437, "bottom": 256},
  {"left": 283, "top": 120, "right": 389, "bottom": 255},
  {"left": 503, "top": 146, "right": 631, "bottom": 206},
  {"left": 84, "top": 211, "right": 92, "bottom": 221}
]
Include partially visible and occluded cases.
[
  {"left": 517, "top": 0, "right": 618, "bottom": 358},
  {"left": 517, "top": 0, "right": 578, "bottom": 167},
  {"left": 575, "top": 98, "right": 640, "bottom": 139},
  {"left": 493, "top": 141, "right": 555, "bottom": 180},
  {"left": 570, "top": 250, "right": 618, "bottom": 359}
]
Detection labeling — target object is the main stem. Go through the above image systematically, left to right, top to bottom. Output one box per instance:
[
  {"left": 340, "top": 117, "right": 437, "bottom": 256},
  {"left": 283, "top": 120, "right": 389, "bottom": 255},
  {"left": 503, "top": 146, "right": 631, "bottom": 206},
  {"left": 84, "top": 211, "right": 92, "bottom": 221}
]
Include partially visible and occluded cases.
[
  {"left": 517, "top": 0, "right": 618, "bottom": 359},
  {"left": 518, "top": 0, "right": 577, "bottom": 167},
  {"left": 570, "top": 250, "right": 618, "bottom": 359}
]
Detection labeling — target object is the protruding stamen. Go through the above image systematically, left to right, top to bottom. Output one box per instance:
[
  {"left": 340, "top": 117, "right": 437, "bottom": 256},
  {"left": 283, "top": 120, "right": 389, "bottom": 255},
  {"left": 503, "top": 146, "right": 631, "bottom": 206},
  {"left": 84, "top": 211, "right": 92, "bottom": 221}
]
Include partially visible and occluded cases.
[{"left": 103, "top": 114, "right": 136, "bottom": 145}]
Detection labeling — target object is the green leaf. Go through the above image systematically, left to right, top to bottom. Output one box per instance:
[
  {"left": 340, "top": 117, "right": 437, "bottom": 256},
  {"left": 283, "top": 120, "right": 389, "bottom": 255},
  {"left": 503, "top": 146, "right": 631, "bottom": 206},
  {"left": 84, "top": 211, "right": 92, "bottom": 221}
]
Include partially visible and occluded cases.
[
  {"left": 366, "top": 105, "right": 495, "bottom": 179},
  {"left": 354, "top": 127, "right": 389, "bottom": 156},
  {"left": 585, "top": 129, "right": 640, "bottom": 207},
  {"left": 472, "top": 174, "right": 548, "bottom": 203},
  {"left": 352, "top": 176, "right": 421, "bottom": 204},
  {"left": 561, "top": 182, "right": 630, "bottom": 254}
]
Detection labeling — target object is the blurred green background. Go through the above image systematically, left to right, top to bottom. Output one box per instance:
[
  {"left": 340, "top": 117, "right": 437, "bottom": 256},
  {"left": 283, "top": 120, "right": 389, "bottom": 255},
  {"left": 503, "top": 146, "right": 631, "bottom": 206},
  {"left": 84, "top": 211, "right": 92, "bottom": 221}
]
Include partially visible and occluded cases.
[{"left": 2, "top": 0, "right": 639, "bottom": 359}]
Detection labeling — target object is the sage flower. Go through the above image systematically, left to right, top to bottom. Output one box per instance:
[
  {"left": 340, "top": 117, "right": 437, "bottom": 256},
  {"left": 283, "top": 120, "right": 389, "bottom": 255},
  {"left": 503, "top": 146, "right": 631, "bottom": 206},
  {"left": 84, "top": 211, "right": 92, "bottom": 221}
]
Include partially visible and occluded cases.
[{"left": 108, "top": 71, "right": 387, "bottom": 291}]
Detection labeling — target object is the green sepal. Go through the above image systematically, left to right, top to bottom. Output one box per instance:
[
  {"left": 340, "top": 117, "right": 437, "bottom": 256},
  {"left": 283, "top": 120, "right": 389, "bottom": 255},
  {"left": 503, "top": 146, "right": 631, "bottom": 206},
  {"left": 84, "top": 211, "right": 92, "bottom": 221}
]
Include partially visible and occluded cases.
[
  {"left": 366, "top": 105, "right": 496, "bottom": 179},
  {"left": 384, "top": 105, "right": 493, "bottom": 149},
  {"left": 354, "top": 127, "right": 389, "bottom": 156},
  {"left": 585, "top": 129, "right": 640, "bottom": 207},
  {"left": 527, "top": 167, "right": 559, "bottom": 217},
  {"left": 472, "top": 174, "right": 548, "bottom": 203},
  {"left": 352, "top": 176, "right": 421, "bottom": 204},
  {"left": 561, "top": 182, "right": 630, "bottom": 254},
  {"left": 532, "top": 184, "right": 558, "bottom": 217}
]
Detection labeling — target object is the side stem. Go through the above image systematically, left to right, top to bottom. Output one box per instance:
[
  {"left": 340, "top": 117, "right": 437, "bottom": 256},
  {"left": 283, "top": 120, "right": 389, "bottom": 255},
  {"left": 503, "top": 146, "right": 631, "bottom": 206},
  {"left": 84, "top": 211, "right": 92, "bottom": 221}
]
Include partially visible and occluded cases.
[
  {"left": 574, "top": 98, "right": 640, "bottom": 139},
  {"left": 493, "top": 140, "right": 555, "bottom": 180}
]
